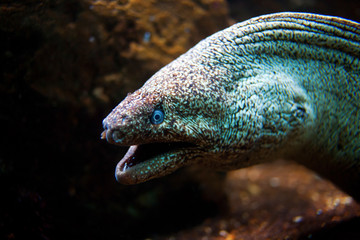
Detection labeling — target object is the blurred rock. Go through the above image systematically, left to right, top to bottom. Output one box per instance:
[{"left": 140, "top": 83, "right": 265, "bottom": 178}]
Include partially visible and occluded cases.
[
  {"left": 1, "top": 0, "right": 229, "bottom": 113},
  {"left": 160, "top": 161, "right": 360, "bottom": 239}
]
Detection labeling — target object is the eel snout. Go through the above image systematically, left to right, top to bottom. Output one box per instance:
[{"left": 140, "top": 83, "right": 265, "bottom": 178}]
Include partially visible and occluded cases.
[{"left": 101, "top": 122, "right": 123, "bottom": 144}]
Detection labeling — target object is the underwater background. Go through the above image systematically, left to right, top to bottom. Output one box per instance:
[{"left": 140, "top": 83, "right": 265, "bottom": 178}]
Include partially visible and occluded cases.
[{"left": 1, "top": 0, "right": 360, "bottom": 239}]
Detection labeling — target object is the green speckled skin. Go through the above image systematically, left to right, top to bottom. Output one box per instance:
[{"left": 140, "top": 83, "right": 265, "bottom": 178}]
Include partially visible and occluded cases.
[{"left": 102, "top": 12, "right": 360, "bottom": 201}]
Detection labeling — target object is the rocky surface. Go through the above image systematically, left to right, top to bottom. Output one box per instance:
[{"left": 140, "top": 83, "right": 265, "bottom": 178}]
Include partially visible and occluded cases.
[
  {"left": 1, "top": 0, "right": 360, "bottom": 239},
  {"left": 1, "top": 0, "right": 228, "bottom": 111},
  {"left": 160, "top": 161, "right": 360, "bottom": 240}
]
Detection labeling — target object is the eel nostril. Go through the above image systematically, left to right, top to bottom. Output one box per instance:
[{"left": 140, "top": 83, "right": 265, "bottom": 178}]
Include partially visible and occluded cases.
[
  {"left": 102, "top": 119, "right": 109, "bottom": 130},
  {"left": 105, "top": 128, "right": 122, "bottom": 143},
  {"left": 100, "top": 130, "right": 107, "bottom": 139},
  {"left": 106, "top": 130, "right": 112, "bottom": 142},
  {"left": 112, "top": 131, "right": 121, "bottom": 142}
]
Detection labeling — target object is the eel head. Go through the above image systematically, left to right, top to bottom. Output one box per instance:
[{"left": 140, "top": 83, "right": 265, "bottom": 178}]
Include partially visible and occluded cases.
[{"left": 101, "top": 62, "right": 230, "bottom": 184}]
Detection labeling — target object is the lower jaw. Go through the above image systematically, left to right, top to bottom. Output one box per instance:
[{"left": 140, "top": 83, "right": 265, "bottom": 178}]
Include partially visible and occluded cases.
[
  {"left": 114, "top": 142, "right": 199, "bottom": 184},
  {"left": 119, "top": 142, "right": 197, "bottom": 171}
]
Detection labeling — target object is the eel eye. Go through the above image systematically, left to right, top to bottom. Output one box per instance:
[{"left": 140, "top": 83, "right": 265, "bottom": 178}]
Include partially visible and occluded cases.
[{"left": 150, "top": 109, "right": 165, "bottom": 125}]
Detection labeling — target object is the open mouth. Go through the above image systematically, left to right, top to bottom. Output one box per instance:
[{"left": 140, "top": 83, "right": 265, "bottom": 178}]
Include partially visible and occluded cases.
[
  {"left": 101, "top": 129, "right": 201, "bottom": 184},
  {"left": 115, "top": 141, "right": 198, "bottom": 184},
  {"left": 118, "top": 142, "right": 196, "bottom": 171}
]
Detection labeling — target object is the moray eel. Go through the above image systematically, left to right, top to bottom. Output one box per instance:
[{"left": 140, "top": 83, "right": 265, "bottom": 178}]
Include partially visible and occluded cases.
[{"left": 102, "top": 12, "right": 360, "bottom": 201}]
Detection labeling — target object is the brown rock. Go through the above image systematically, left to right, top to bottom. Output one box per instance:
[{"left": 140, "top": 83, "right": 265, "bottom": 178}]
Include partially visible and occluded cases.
[
  {"left": 1, "top": 0, "right": 229, "bottom": 112},
  {"left": 159, "top": 161, "right": 360, "bottom": 240}
]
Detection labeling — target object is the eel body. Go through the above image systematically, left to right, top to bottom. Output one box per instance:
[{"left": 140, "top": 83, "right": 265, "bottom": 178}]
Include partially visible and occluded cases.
[{"left": 102, "top": 12, "right": 360, "bottom": 201}]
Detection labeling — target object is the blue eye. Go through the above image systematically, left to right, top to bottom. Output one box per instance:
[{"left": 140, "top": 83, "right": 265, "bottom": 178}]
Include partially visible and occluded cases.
[{"left": 150, "top": 109, "right": 164, "bottom": 125}]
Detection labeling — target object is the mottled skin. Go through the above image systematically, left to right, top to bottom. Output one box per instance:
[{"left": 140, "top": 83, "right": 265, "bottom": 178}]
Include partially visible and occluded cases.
[{"left": 102, "top": 12, "right": 360, "bottom": 201}]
